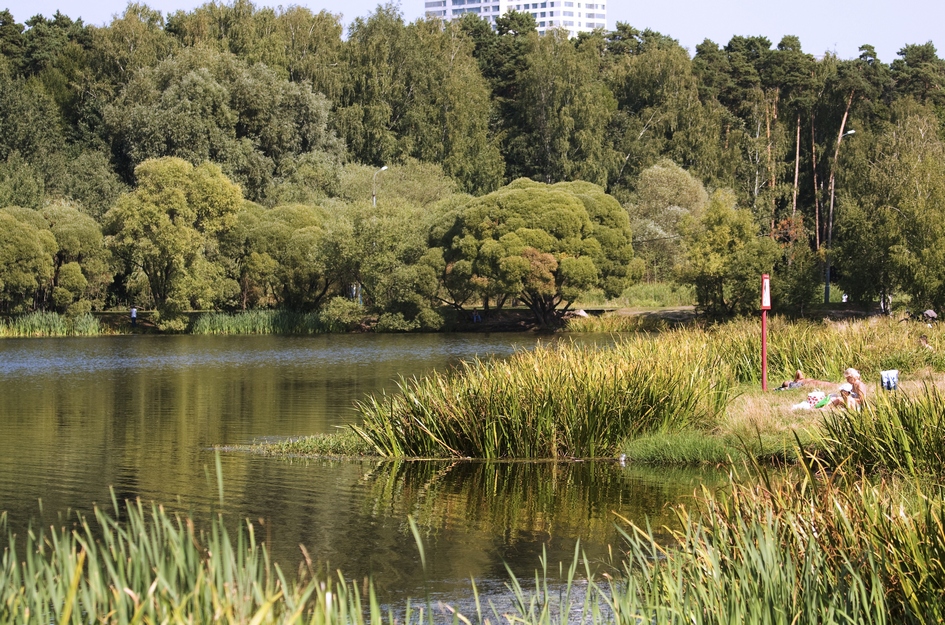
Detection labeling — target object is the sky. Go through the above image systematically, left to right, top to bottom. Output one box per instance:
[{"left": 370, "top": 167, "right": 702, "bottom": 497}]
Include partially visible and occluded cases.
[{"left": 3, "top": 0, "right": 942, "bottom": 64}]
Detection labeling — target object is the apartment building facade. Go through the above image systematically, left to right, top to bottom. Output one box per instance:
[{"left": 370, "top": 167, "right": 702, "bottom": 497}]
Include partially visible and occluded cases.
[{"left": 424, "top": 0, "right": 607, "bottom": 38}]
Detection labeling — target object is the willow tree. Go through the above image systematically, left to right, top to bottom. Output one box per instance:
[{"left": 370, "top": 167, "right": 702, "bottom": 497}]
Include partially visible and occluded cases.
[
  {"left": 104, "top": 157, "right": 243, "bottom": 320},
  {"left": 437, "top": 179, "right": 633, "bottom": 325},
  {"left": 0, "top": 207, "right": 57, "bottom": 312}
]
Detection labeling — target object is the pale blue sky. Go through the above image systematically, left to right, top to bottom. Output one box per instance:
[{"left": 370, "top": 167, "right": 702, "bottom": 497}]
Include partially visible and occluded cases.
[{"left": 2, "top": 0, "right": 941, "bottom": 63}]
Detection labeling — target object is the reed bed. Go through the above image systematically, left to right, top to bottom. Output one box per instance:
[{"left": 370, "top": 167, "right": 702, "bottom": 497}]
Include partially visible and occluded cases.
[
  {"left": 192, "top": 310, "right": 334, "bottom": 335},
  {"left": 0, "top": 312, "right": 102, "bottom": 337},
  {"left": 570, "top": 316, "right": 944, "bottom": 385},
  {"left": 352, "top": 340, "right": 733, "bottom": 458},
  {"left": 819, "top": 385, "right": 945, "bottom": 480},
  {"left": 248, "top": 430, "right": 374, "bottom": 457},
  {"left": 610, "top": 466, "right": 945, "bottom": 624},
  {"left": 0, "top": 497, "right": 609, "bottom": 625},
  {"left": 0, "top": 501, "right": 391, "bottom": 624}
]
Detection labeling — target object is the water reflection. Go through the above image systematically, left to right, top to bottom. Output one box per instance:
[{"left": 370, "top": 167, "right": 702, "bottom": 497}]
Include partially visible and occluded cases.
[
  {"left": 0, "top": 333, "right": 725, "bottom": 601},
  {"left": 202, "top": 456, "right": 722, "bottom": 600}
]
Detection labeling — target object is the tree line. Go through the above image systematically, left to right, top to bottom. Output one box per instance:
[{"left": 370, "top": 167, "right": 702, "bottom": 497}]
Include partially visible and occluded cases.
[{"left": 1, "top": 1, "right": 944, "bottom": 325}]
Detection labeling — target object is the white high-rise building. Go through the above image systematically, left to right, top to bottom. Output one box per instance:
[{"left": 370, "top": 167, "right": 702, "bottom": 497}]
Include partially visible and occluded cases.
[{"left": 424, "top": 0, "right": 607, "bottom": 39}]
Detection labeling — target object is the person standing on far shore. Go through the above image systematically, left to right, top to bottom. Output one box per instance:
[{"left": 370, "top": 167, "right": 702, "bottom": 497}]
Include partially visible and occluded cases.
[{"left": 130, "top": 306, "right": 137, "bottom": 328}]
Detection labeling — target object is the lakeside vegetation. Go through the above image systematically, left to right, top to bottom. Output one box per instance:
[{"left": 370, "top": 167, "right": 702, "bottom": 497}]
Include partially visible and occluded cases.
[
  {"left": 2, "top": 2, "right": 945, "bottom": 615},
  {"left": 2, "top": 3, "right": 945, "bottom": 330},
  {"left": 0, "top": 311, "right": 102, "bottom": 337},
  {"left": 262, "top": 316, "right": 943, "bottom": 464},
  {"left": 7, "top": 432, "right": 945, "bottom": 622}
]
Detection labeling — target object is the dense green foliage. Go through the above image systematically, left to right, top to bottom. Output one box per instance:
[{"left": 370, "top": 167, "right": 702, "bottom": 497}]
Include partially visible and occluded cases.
[{"left": 2, "top": 3, "right": 945, "bottom": 321}]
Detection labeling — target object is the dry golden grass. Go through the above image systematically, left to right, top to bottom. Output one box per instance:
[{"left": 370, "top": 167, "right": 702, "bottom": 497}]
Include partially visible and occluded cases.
[{"left": 722, "top": 367, "right": 945, "bottom": 442}]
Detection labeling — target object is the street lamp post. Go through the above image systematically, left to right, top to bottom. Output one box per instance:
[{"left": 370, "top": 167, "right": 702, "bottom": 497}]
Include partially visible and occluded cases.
[
  {"left": 824, "top": 129, "right": 855, "bottom": 304},
  {"left": 372, "top": 166, "right": 388, "bottom": 208}
]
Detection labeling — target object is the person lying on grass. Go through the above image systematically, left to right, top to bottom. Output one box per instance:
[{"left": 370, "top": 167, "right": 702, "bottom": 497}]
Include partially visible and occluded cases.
[{"left": 778, "top": 370, "right": 832, "bottom": 390}]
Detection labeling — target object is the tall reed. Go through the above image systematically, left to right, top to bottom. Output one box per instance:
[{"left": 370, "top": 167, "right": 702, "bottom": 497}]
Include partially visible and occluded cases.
[
  {"left": 192, "top": 310, "right": 331, "bottom": 335},
  {"left": 0, "top": 312, "right": 102, "bottom": 337},
  {"left": 569, "top": 316, "right": 945, "bottom": 385},
  {"left": 353, "top": 340, "right": 733, "bottom": 458},
  {"left": 819, "top": 385, "right": 945, "bottom": 480},
  {"left": 609, "top": 466, "right": 945, "bottom": 623},
  {"left": 0, "top": 499, "right": 615, "bottom": 625},
  {"left": 0, "top": 500, "right": 401, "bottom": 624}
]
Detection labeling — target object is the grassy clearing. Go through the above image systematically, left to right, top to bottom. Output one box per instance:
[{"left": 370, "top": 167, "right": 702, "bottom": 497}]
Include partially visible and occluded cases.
[{"left": 0, "top": 312, "right": 102, "bottom": 337}]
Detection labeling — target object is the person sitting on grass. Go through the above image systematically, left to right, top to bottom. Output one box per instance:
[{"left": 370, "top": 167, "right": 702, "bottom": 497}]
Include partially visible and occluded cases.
[
  {"left": 843, "top": 367, "right": 867, "bottom": 405},
  {"left": 824, "top": 368, "right": 866, "bottom": 409},
  {"left": 828, "top": 382, "right": 859, "bottom": 409}
]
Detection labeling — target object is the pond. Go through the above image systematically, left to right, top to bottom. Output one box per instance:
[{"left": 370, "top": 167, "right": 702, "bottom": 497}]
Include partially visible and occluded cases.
[{"left": 0, "top": 333, "right": 720, "bottom": 603}]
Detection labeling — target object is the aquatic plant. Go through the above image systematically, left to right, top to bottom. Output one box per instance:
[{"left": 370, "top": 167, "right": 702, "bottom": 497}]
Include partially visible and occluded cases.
[
  {"left": 191, "top": 310, "right": 331, "bottom": 335},
  {"left": 0, "top": 312, "right": 102, "bottom": 337},
  {"left": 352, "top": 340, "right": 733, "bottom": 458},
  {"left": 819, "top": 385, "right": 945, "bottom": 480},
  {"left": 249, "top": 430, "right": 373, "bottom": 457},
  {"left": 610, "top": 466, "right": 945, "bottom": 624},
  {"left": 0, "top": 496, "right": 607, "bottom": 625}
]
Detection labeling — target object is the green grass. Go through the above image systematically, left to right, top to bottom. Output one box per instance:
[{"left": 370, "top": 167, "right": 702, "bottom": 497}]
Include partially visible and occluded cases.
[
  {"left": 0, "top": 312, "right": 102, "bottom": 337},
  {"left": 570, "top": 316, "right": 944, "bottom": 385},
  {"left": 611, "top": 462, "right": 945, "bottom": 624}
]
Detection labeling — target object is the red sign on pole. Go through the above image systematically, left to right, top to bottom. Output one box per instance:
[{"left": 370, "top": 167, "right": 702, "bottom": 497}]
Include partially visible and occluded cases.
[{"left": 761, "top": 273, "right": 770, "bottom": 391}]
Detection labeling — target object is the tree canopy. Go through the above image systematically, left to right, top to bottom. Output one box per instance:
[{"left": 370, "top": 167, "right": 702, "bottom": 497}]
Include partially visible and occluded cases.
[{"left": 1, "top": 2, "right": 945, "bottom": 321}]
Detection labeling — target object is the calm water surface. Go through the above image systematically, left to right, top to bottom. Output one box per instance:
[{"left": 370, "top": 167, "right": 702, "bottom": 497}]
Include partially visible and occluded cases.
[{"left": 0, "top": 333, "right": 718, "bottom": 601}]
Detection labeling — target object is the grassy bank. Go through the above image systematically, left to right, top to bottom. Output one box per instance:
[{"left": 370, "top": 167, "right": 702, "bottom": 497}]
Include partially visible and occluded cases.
[{"left": 265, "top": 316, "right": 945, "bottom": 464}]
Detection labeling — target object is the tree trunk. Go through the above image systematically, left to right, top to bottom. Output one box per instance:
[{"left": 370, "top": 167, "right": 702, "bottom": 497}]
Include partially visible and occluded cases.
[
  {"left": 792, "top": 114, "right": 801, "bottom": 219},
  {"left": 811, "top": 114, "right": 821, "bottom": 249}
]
